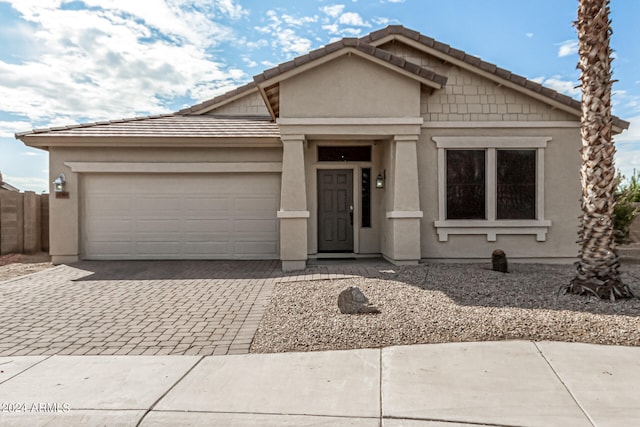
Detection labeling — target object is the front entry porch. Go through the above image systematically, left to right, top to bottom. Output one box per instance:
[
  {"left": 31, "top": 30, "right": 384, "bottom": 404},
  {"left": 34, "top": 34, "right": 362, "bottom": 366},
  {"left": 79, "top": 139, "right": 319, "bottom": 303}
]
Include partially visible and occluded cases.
[{"left": 276, "top": 118, "right": 425, "bottom": 271}]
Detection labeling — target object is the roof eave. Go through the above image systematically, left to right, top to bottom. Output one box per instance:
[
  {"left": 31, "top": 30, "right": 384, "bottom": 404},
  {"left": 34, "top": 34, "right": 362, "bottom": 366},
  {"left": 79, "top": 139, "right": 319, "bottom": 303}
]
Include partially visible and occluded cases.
[{"left": 17, "top": 135, "right": 282, "bottom": 149}]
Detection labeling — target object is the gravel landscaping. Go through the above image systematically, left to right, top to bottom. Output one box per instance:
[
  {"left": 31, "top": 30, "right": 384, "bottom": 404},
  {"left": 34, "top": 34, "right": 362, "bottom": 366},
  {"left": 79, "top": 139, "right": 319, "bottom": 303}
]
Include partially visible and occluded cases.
[
  {"left": 0, "top": 253, "right": 54, "bottom": 282},
  {"left": 251, "top": 262, "right": 640, "bottom": 353}
]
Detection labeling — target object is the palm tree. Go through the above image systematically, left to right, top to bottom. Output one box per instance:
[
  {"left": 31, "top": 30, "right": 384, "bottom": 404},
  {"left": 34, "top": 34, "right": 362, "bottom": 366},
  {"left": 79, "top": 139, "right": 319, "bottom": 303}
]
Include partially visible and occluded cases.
[{"left": 568, "top": 0, "right": 633, "bottom": 300}]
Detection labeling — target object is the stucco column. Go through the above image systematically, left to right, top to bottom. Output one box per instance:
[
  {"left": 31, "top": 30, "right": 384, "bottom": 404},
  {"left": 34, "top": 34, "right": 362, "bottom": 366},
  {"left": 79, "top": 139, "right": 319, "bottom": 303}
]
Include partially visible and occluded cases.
[
  {"left": 277, "top": 135, "right": 309, "bottom": 271},
  {"left": 385, "top": 135, "right": 423, "bottom": 264},
  {"left": 48, "top": 160, "right": 79, "bottom": 265}
]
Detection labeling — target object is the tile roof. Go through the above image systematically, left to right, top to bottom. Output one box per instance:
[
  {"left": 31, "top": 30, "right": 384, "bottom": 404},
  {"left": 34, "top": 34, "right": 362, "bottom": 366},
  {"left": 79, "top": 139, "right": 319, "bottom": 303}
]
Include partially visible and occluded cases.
[
  {"left": 15, "top": 24, "right": 630, "bottom": 140},
  {"left": 360, "top": 25, "right": 629, "bottom": 130},
  {"left": 252, "top": 37, "right": 448, "bottom": 88},
  {"left": 176, "top": 82, "right": 258, "bottom": 116},
  {"left": 16, "top": 115, "right": 280, "bottom": 138}
]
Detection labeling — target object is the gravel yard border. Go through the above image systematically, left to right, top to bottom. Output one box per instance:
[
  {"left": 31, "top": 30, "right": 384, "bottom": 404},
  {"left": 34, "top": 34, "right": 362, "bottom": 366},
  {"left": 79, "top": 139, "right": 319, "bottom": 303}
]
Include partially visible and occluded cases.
[{"left": 251, "top": 262, "right": 640, "bottom": 353}]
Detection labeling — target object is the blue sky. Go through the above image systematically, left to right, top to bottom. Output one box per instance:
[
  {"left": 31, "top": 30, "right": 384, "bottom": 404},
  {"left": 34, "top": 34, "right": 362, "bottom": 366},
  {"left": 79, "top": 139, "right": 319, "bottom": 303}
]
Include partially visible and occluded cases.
[{"left": 0, "top": 0, "right": 638, "bottom": 193}]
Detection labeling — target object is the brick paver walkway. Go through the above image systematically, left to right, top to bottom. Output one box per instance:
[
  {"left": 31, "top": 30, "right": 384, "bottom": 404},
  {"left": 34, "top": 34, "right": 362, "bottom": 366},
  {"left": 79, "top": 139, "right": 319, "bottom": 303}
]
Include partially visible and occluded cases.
[{"left": 0, "top": 259, "right": 389, "bottom": 356}]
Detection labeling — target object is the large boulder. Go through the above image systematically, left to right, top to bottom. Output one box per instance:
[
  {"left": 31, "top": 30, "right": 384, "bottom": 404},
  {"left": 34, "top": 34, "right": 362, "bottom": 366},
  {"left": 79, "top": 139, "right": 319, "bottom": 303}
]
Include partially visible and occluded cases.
[{"left": 337, "top": 286, "right": 380, "bottom": 314}]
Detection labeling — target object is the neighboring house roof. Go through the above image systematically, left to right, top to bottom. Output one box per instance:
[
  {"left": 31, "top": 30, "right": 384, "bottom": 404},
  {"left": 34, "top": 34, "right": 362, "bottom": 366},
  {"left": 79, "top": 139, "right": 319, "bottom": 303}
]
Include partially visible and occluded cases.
[
  {"left": 15, "top": 24, "right": 630, "bottom": 144},
  {"left": 0, "top": 172, "right": 20, "bottom": 192}
]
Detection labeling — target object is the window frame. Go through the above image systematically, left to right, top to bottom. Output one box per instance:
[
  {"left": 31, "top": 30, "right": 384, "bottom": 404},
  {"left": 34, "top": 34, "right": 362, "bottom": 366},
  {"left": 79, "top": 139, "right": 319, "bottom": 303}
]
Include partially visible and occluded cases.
[{"left": 432, "top": 136, "right": 552, "bottom": 242}]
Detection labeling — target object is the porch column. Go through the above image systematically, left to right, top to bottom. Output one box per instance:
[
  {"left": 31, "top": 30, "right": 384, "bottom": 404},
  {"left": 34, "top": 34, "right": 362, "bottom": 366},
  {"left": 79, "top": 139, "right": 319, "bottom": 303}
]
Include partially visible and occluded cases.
[
  {"left": 277, "top": 135, "right": 309, "bottom": 271},
  {"left": 385, "top": 135, "right": 423, "bottom": 264}
]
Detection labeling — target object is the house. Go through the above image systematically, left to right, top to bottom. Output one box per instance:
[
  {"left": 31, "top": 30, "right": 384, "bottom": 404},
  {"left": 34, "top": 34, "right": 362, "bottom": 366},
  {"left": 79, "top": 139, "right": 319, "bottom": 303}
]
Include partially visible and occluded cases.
[
  {"left": 16, "top": 26, "right": 629, "bottom": 270},
  {"left": 0, "top": 172, "right": 20, "bottom": 192}
]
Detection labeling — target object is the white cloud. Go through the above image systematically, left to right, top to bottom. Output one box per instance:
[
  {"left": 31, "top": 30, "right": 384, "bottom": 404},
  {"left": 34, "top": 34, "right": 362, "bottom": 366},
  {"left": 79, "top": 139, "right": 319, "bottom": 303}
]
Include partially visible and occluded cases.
[
  {"left": 214, "top": 0, "right": 248, "bottom": 19},
  {"left": 0, "top": 1, "right": 246, "bottom": 124},
  {"left": 322, "top": 5, "right": 345, "bottom": 18},
  {"left": 254, "top": 10, "right": 314, "bottom": 56},
  {"left": 338, "top": 12, "right": 369, "bottom": 27},
  {"left": 282, "top": 14, "right": 318, "bottom": 26},
  {"left": 372, "top": 17, "right": 391, "bottom": 26},
  {"left": 278, "top": 29, "right": 313, "bottom": 54},
  {"left": 526, "top": 32, "right": 534, "bottom": 38},
  {"left": 558, "top": 40, "right": 578, "bottom": 57},
  {"left": 537, "top": 76, "right": 581, "bottom": 97},
  {"left": 615, "top": 115, "right": 640, "bottom": 144},
  {"left": 605, "top": 116, "right": 640, "bottom": 179},
  {"left": 0, "top": 120, "right": 32, "bottom": 137},
  {"left": 2, "top": 174, "right": 49, "bottom": 193}
]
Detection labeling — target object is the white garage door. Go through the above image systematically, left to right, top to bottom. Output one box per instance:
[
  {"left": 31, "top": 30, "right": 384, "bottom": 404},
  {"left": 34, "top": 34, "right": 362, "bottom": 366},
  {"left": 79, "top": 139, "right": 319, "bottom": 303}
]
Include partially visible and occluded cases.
[{"left": 82, "top": 174, "right": 280, "bottom": 260}]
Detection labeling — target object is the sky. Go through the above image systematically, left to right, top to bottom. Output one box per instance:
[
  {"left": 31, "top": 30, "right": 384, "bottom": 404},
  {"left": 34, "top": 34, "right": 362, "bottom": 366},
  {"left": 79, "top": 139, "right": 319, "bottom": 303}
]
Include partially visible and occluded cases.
[{"left": 0, "top": 0, "right": 638, "bottom": 193}]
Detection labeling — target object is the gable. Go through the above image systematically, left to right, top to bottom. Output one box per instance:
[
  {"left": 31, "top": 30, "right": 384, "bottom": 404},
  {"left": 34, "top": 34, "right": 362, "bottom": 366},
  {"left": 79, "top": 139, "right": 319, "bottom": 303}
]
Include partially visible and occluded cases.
[
  {"left": 380, "top": 41, "right": 577, "bottom": 123},
  {"left": 279, "top": 54, "right": 421, "bottom": 118},
  {"left": 204, "top": 91, "right": 269, "bottom": 117}
]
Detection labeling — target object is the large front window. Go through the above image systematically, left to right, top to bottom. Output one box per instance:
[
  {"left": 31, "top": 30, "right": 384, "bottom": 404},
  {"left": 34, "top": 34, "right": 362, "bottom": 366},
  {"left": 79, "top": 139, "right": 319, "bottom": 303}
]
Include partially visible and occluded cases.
[
  {"left": 433, "top": 136, "right": 551, "bottom": 242},
  {"left": 445, "top": 149, "right": 537, "bottom": 220}
]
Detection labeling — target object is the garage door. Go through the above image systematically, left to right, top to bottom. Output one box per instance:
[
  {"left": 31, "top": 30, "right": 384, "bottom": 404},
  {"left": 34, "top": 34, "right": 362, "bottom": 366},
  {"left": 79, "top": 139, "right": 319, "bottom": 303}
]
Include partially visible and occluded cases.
[{"left": 82, "top": 174, "right": 280, "bottom": 260}]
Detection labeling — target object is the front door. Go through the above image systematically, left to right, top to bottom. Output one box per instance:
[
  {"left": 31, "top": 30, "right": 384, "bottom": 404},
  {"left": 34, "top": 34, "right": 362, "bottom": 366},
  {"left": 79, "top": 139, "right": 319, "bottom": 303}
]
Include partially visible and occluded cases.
[{"left": 318, "top": 169, "right": 354, "bottom": 252}]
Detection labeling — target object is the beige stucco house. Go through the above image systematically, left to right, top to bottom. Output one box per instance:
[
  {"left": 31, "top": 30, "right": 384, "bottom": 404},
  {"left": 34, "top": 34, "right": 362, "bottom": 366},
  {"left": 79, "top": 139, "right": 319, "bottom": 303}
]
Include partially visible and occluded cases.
[{"left": 16, "top": 26, "right": 629, "bottom": 270}]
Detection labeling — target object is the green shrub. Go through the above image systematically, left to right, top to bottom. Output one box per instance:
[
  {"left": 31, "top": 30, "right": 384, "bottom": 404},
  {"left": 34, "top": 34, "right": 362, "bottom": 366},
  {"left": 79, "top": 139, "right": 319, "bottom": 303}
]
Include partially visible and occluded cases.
[{"left": 613, "top": 169, "right": 640, "bottom": 244}]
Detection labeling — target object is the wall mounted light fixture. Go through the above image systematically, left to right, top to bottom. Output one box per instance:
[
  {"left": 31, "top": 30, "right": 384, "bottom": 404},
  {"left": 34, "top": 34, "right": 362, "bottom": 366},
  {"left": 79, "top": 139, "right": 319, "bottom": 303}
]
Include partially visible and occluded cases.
[
  {"left": 376, "top": 171, "right": 385, "bottom": 189},
  {"left": 53, "top": 173, "right": 66, "bottom": 193}
]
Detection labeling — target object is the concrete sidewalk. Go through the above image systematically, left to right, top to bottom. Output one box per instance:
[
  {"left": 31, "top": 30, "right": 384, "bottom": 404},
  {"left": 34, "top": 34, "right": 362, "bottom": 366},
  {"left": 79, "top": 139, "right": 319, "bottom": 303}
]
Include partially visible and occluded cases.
[{"left": 0, "top": 341, "right": 639, "bottom": 426}]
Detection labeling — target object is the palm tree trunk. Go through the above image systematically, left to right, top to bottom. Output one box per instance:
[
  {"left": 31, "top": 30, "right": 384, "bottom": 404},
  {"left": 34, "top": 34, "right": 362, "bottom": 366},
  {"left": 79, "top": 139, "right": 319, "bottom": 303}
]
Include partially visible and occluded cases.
[{"left": 568, "top": 0, "right": 633, "bottom": 300}]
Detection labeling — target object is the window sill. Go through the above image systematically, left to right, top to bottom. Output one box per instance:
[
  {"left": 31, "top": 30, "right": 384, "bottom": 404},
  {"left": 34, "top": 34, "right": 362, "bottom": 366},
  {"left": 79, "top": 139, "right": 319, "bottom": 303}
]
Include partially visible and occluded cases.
[{"left": 434, "top": 220, "right": 552, "bottom": 242}]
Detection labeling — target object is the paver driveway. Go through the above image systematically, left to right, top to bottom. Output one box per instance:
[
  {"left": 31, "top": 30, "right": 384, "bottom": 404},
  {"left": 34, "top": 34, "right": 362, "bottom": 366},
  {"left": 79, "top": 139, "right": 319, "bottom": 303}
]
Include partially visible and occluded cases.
[{"left": 0, "top": 260, "right": 384, "bottom": 356}]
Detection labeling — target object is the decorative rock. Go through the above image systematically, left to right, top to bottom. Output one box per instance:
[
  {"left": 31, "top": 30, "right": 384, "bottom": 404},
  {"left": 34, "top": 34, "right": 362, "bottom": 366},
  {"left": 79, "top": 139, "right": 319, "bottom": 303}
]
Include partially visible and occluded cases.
[
  {"left": 492, "top": 249, "right": 508, "bottom": 273},
  {"left": 337, "top": 286, "right": 380, "bottom": 314}
]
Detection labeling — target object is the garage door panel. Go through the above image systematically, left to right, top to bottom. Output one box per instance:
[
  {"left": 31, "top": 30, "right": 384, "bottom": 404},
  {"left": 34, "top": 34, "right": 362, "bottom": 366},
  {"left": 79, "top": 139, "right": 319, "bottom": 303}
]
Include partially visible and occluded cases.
[
  {"left": 83, "top": 173, "right": 280, "bottom": 260},
  {"left": 182, "top": 197, "right": 231, "bottom": 211},
  {"left": 234, "top": 197, "right": 278, "bottom": 211},
  {"left": 86, "top": 199, "right": 132, "bottom": 216},
  {"left": 234, "top": 219, "right": 278, "bottom": 233},
  {"left": 135, "top": 242, "right": 182, "bottom": 256}
]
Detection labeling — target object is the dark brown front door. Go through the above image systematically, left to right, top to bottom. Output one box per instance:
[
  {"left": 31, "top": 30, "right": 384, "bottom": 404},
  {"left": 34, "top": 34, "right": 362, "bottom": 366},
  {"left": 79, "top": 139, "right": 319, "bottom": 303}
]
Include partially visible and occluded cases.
[{"left": 318, "top": 169, "right": 354, "bottom": 252}]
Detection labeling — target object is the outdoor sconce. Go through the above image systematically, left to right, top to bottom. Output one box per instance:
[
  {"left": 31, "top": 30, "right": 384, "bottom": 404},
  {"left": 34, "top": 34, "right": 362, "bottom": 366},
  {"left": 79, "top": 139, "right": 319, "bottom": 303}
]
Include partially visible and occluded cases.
[
  {"left": 376, "top": 171, "right": 385, "bottom": 189},
  {"left": 53, "top": 173, "right": 66, "bottom": 192},
  {"left": 53, "top": 173, "right": 69, "bottom": 198}
]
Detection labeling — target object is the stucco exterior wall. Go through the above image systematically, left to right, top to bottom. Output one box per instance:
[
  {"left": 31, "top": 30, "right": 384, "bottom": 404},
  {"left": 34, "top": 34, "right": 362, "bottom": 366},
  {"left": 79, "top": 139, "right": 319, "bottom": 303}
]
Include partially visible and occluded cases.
[
  {"left": 279, "top": 54, "right": 421, "bottom": 118},
  {"left": 206, "top": 91, "right": 270, "bottom": 116},
  {"left": 417, "top": 127, "right": 581, "bottom": 261}
]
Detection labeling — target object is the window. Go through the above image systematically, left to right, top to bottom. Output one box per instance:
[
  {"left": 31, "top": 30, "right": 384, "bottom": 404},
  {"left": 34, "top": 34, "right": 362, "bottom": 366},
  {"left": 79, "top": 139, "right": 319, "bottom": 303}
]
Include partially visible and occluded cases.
[
  {"left": 433, "top": 136, "right": 552, "bottom": 242},
  {"left": 318, "top": 146, "right": 371, "bottom": 162},
  {"left": 446, "top": 150, "right": 485, "bottom": 219},
  {"left": 496, "top": 150, "right": 536, "bottom": 220},
  {"left": 361, "top": 168, "right": 371, "bottom": 227}
]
